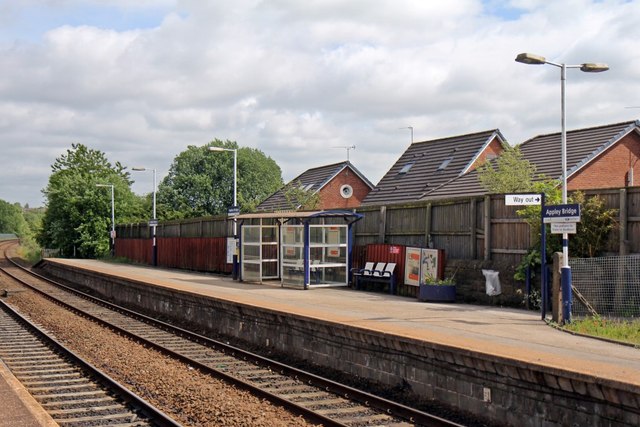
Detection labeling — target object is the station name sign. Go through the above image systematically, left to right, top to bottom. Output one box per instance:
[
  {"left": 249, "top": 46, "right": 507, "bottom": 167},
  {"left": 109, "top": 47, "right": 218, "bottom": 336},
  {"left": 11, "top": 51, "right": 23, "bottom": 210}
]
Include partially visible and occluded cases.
[{"left": 542, "top": 203, "right": 581, "bottom": 223}]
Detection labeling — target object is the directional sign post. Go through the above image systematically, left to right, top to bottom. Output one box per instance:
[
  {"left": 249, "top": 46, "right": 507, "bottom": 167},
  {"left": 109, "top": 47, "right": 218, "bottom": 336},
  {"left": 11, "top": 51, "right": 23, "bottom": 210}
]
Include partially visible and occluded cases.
[{"left": 505, "top": 193, "right": 542, "bottom": 206}]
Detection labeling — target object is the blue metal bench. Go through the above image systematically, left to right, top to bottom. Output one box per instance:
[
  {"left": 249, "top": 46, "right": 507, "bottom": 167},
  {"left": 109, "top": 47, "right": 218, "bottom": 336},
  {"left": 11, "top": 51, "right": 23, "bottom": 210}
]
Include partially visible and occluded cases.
[{"left": 352, "top": 262, "right": 396, "bottom": 295}]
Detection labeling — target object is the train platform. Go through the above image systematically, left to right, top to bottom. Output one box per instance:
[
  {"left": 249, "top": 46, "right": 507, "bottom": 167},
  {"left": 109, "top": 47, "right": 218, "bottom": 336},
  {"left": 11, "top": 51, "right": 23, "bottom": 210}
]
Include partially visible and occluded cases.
[
  {"left": 43, "top": 258, "right": 640, "bottom": 387},
  {"left": 0, "top": 360, "right": 57, "bottom": 427}
]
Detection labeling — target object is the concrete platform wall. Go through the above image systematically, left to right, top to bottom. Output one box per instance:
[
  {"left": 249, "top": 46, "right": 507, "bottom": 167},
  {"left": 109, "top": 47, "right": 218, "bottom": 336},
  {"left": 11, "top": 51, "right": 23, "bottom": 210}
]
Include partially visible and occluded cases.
[{"left": 40, "top": 261, "right": 639, "bottom": 427}]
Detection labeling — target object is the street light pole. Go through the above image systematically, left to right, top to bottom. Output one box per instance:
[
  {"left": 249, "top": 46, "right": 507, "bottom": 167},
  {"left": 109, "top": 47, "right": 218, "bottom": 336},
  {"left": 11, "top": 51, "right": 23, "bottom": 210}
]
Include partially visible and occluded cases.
[
  {"left": 515, "top": 52, "right": 608, "bottom": 323},
  {"left": 209, "top": 146, "right": 239, "bottom": 279},
  {"left": 133, "top": 167, "right": 157, "bottom": 266},
  {"left": 96, "top": 184, "right": 115, "bottom": 256}
]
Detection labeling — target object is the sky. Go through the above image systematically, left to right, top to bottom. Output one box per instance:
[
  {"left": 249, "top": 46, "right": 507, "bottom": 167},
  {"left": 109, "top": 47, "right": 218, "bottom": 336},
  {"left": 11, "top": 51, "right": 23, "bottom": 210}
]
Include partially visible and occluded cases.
[{"left": 1, "top": 0, "right": 639, "bottom": 208}]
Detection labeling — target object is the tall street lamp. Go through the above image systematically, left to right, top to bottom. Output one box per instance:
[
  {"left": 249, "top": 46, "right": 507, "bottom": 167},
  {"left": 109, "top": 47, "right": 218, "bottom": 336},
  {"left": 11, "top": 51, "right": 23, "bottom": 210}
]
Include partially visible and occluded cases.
[
  {"left": 515, "top": 52, "right": 608, "bottom": 323},
  {"left": 209, "top": 146, "right": 239, "bottom": 279},
  {"left": 133, "top": 167, "right": 158, "bottom": 266},
  {"left": 96, "top": 184, "right": 115, "bottom": 256}
]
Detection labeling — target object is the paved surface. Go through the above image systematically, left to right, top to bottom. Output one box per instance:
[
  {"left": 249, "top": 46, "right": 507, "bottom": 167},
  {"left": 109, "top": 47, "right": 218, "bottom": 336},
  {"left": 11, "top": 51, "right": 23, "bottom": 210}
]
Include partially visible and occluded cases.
[
  {"left": 47, "top": 258, "right": 640, "bottom": 388},
  {"left": 0, "top": 360, "right": 58, "bottom": 427}
]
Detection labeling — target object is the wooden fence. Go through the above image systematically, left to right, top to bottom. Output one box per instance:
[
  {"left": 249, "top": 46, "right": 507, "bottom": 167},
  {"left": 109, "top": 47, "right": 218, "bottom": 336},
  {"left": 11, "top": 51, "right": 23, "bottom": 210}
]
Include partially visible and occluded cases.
[{"left": 116, "top": 187, "right": 640, "bottom": 272}]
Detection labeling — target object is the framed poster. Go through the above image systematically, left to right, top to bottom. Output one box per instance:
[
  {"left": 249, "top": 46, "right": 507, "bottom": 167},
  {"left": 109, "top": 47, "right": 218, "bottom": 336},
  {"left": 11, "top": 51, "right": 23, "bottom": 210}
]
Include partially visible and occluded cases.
[
  {"left": 404, "top": 247, "right": 422, "bottom": 286},
  {"left": 404, "top": 247, "right": 445, "bottom": 286},
  {"left": 420, "top": 248, "right": 442, "bottom": 284}
]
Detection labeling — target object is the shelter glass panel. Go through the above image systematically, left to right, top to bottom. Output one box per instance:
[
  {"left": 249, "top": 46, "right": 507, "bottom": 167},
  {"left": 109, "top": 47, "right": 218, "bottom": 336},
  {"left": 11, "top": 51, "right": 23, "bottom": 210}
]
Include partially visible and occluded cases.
[{"left": 243, "top": 262, "right": 260, "bottom": 282}]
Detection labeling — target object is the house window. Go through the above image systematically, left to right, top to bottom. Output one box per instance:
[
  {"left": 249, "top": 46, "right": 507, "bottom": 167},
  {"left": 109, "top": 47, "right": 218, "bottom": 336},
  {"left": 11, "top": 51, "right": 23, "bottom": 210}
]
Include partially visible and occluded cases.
[
  {"left": 437, "top": 156, "right": 453, "bottom": 171},
  {"left": 398, "top": 162, "right": 414, "bottom": 175}
]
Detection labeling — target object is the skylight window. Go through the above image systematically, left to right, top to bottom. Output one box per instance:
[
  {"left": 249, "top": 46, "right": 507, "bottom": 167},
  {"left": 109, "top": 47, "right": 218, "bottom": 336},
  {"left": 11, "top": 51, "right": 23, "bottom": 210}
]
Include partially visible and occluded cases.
[
  {"left": 437, "top": 156, "right": 453, "bottom": 171},
  {"left": 398, "top": 162, "right": 414, "bottom": 175}
]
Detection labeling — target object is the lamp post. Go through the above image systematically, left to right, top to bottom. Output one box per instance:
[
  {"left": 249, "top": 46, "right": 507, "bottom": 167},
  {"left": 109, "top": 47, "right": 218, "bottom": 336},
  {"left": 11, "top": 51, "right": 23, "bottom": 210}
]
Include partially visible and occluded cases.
[
  {"left": 515, "top": 52, "right": 608, "bottom": 323},
  {"left": 209, "top": 146, "right": 238, "bottom": 279},
  {"left": 132, "top": 167, "right": 157, "bottom": 266},
  {"left": 96, "top": 184, "right": 115, "bottom": 256}
]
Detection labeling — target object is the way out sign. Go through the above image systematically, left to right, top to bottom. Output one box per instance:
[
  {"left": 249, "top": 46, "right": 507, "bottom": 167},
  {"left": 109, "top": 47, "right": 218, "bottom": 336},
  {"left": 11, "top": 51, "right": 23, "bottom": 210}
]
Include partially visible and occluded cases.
[{"left": 505, "top": 194, "right": 542, "bottom": 206}]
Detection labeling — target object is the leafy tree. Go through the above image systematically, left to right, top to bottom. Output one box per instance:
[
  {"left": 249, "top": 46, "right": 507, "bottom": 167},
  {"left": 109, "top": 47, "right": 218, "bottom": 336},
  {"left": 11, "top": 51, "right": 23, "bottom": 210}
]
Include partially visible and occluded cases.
[
  {"left": 157, "top": 140, "right": 283, "bottom": 218},
  {"left": 39, "top": 143, "right": 143, "bottom": 258},
  {"left": 478, "top": 146, "right": 537, "bottom": 193},
  {"left": 281, "top": 180, "right": 321, "bottom": 211},
  {"left": 569, "top": 191, "right": 618, "bottom": 258},
  {"left": 0, "top": 200, "right": 29, "bottom": 237}
]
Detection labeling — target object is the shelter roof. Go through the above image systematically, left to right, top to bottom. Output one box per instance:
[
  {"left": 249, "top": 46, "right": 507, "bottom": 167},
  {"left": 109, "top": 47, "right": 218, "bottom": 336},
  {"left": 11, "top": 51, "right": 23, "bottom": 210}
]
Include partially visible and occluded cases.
[{"left": 237, "top": 209, "right": 363, "bottom": 223}]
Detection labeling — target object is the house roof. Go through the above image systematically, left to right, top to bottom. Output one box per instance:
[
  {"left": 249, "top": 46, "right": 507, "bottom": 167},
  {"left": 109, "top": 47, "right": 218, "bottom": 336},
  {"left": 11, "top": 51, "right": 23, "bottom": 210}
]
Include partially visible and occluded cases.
[
  {"left": 425, "top": 120, "right": 640, "bottom": 200},
  {"left": 519, "top": 120, "right": 639, "bottom": 180},
  {"left": 361, "top": 129, "right": 506, "bottom": 206},
  {"left": 257, "top": 161, "right": 374, "bottom": 211}
]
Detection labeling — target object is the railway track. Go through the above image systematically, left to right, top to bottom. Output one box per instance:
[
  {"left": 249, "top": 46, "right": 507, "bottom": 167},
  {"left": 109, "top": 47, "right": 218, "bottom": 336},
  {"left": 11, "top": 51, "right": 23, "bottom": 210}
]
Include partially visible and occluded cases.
[
  {"left": 0, "top": 240, "right": 465, "bottom": 427},
  {"left": 0, "top": 295, "right": 178, "bottom": 427}
]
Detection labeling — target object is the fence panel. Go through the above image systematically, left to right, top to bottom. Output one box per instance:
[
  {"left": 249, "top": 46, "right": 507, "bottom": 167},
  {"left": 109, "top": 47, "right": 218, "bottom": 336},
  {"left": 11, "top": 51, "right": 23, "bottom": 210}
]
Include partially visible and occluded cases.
[
  {"left": 157, "top": 237, "right": 231, "bottom": 273},
  {"left": 115, "top": 238, "right": 152, "bottom": 264},
  {"left": 571, "top": 255, "right": 640, "bottom": 318}
]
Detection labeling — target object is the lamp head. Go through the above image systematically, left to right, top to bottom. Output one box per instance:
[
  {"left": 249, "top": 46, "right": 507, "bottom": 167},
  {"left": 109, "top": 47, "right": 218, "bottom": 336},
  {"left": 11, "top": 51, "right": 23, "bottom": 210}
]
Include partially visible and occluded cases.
[
  {"left": 515, "top": 52, "right": 547, "bottom": 65},
  {"left": 580, "top": 63, "right": 609, "bottom": 73},
  {"left": 208, "top": 147, "right": 225, "bottom": 152},
  {"left": 132, "top": 167, "right": 146, "bottom": 171}
]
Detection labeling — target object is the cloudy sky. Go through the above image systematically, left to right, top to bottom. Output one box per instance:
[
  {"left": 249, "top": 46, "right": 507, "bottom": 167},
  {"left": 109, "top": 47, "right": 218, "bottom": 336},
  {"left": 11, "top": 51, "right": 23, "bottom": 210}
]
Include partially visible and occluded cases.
[{"left": 1, "top": 0, "right": 639, "bottom": 207}]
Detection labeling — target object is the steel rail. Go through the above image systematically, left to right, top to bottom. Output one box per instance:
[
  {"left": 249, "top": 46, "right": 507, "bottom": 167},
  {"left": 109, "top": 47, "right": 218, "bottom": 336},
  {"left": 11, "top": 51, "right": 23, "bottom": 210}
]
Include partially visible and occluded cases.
[
  {"left": 2, "top": 241, "right": 464, "bottom": 427},
  {"left": 0, "top": 297, "right": 181, "bottom": 427}
]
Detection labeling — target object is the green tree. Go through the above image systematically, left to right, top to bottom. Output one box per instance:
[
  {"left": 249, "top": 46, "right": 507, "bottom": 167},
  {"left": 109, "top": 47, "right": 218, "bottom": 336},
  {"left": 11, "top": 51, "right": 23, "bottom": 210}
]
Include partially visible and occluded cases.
[
  {"left": 157, "top": 140, "right": 283, "bottom": 218},
  {"left": 39, "top": 143, "right": 143, "bottom": 258},
  {"left": 478, "top": 146, "right": 537, "bottom": 193},
  {"left": 281, "top": 180, "right": 321, "bottom": 211},
  {"left": 569, "top": 191, "right": 618, "bottom": 258},
  {"left": 0, "top": 200, "right": 29, "bottom": 237}
]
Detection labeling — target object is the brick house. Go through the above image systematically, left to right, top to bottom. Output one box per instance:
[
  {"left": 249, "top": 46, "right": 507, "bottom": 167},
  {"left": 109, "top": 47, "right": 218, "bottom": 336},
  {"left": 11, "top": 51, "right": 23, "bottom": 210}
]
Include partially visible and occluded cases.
[
  {"left": 424, "top": 120, "right": 640, "bottom": 200},
  {"left": 520, "top": 120, "right": 640, "bottom": 190},
  {"left": 361, "top": 129, "right": 508, "bottom": 206},
  {"left": 257, "top": 161, "right": 374, "bottom": 211}
]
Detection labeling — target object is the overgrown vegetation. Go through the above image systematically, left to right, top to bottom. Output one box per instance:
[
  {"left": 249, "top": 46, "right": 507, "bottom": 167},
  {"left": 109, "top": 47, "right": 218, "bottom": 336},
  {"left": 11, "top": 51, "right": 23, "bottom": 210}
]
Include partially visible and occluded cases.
[
  {"left": 477, "top": 146, "right": 537, "bottom": 193},
  {"left": 0, "top": 201, "right": 45, "bottom": 264},
  {"left": 563, "top": 316, "right": 640, "bottom": 346}
]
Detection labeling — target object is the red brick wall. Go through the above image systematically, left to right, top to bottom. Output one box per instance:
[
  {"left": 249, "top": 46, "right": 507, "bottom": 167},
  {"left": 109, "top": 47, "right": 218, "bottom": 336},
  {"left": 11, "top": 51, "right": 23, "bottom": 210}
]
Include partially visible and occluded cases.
[
  {"left": 568, "top": 132, "right": 640, "bottom": 190},
  {"left": 468, "top": 137, "right": 504, "bottom": 171},
  {"left": 318, "top": 168, "right": 372, "bottom": 209}
]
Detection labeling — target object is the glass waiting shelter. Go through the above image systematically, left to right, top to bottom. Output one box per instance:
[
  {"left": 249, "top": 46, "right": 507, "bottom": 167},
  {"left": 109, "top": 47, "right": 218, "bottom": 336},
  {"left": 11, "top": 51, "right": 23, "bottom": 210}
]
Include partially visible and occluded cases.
[{"left": 236, "top": 210, "right": 363, "bottom": 289}]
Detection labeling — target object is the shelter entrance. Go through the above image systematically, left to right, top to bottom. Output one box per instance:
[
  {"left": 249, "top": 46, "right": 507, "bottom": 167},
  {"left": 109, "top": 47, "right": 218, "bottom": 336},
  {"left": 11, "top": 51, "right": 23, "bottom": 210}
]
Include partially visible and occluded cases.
[{"left": 237, "top": 211, "right": 363, "bottom": 289}]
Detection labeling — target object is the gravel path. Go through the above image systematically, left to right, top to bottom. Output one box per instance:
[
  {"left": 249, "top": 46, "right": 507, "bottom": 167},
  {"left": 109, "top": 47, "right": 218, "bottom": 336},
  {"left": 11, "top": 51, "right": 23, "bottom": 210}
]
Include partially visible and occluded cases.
[{"left": 0, "top": 274, "right": 318, "bottom": 427}]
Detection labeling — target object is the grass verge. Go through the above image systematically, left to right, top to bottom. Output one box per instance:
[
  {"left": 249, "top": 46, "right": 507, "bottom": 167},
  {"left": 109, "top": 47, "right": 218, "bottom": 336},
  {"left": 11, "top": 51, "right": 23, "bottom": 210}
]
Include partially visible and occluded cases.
[{"left": 563, "top": 316, "right": 640, "bottom": 346}]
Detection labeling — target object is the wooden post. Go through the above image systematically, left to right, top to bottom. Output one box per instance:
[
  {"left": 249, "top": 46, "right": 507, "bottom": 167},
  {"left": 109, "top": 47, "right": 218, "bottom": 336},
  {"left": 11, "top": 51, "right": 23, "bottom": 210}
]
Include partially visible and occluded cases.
[
  {"left": 620, "top": 188, "right": 628, "bottom": 256},
  {"left": 484, "top": 195, "right": 491, "bottom": 261},
  {"left": 470, "top": 198, "right": 477, "bottom": 259},
  {"left": 425, "top": 203, "right": 432, "bottom": 248},
  {"left": 378, "top": 205, "right": 387, "bottom": 244}
]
